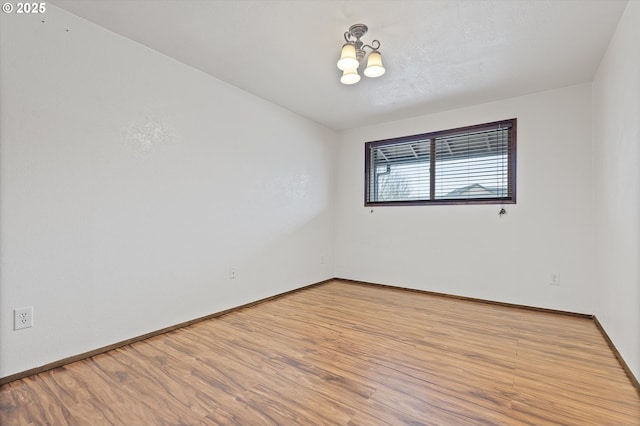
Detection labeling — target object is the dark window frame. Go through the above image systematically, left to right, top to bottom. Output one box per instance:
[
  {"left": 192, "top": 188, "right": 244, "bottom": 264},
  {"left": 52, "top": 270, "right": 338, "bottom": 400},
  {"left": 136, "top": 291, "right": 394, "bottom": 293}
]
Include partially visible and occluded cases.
[{"left": 364, "top": 118, "right": 517, "bottom": 206}]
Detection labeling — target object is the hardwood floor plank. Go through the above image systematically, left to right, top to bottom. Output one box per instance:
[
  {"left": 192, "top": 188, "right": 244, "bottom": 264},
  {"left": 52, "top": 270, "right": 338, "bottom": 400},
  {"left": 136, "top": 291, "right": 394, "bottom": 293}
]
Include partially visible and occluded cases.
[{"left": 1, "top": 280, "right": 639, "bottom": 425}]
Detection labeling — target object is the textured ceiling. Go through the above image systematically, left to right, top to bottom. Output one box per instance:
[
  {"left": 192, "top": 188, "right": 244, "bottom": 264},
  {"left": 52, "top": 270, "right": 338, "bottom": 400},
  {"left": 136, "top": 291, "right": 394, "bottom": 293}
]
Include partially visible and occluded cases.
[{"left": 50, "top": 0, "right": 627, "bottom": 130}]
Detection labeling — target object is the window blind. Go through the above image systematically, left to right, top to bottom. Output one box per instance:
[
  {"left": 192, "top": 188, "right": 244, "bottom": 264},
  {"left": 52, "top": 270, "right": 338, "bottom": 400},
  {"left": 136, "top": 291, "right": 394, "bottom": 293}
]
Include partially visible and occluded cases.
[{"left": 365, "top": 119, "right": 516, "bottom": 205}]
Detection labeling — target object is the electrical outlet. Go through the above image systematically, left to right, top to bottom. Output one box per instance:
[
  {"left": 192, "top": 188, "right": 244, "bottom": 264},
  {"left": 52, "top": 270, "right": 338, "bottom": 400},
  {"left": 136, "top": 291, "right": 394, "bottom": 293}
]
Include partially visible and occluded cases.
[
  {"left": 320, "top": 255, "right": 325, "bottom": 265},
  {"left": 230, "top": 267, "right": 237, "bottom": 280},
  {"left": 550, "top": 273, "right": 560, "bottom": 286},
  {"left": 14, "top": 306, "right": 33, "bottom": 330}
]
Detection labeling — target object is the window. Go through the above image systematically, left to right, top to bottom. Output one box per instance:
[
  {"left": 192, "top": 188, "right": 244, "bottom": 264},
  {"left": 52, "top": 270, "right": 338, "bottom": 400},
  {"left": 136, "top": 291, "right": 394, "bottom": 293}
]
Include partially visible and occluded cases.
[{"left": 365, "top": 119, "right": 516, "bottom": 206}]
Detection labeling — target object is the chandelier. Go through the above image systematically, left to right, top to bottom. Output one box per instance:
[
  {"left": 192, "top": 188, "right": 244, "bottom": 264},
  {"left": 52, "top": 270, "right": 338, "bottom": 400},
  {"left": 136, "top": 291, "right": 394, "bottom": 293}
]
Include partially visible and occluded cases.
[{"left": 337, "top": 24, "right": 385, "bottom": 85}]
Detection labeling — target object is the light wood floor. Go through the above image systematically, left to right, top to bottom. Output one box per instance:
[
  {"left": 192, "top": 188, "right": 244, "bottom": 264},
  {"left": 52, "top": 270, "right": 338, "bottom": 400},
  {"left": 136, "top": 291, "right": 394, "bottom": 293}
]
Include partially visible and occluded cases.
[{"left": 1, "top": 280, "right": 639, "bottom": 425}]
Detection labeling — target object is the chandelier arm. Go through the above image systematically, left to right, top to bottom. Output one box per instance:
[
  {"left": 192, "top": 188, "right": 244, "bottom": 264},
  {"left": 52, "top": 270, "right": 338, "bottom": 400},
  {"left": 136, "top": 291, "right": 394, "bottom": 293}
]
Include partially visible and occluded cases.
[
  {"left": 344, "top": 31, "right": 353, "bottom": 43},
  {"left": 361, "top": 40, "right": 381, "bottom": 51}
]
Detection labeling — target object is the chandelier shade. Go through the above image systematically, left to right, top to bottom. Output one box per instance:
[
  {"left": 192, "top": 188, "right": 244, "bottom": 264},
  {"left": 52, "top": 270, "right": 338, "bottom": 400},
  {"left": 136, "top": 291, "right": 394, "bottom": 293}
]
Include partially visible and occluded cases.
[
  {"left": 337, "top": 44, "right": 359, "bottom": 71},
  {"left": 364, "top": 51, "right": 385, "bottom": 78},
  {"left": 340, "top": 69, "right": 361, "bottom": 85}
]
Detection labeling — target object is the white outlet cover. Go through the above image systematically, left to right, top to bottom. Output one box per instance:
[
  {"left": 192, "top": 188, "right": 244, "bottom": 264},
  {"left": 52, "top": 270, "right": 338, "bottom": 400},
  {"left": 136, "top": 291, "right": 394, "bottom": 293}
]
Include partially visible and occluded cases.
[{"left": 14, "top": 306, "right": 33, "bottom": 330}]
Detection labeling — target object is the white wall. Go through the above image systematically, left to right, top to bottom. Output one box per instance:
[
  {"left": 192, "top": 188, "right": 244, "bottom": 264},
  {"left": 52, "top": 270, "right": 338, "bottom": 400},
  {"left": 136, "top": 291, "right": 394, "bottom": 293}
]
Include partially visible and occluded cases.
[
  {"left": 592, "top": 2, "right": 640, "bottom": 382},
  {"left": 0, "top": 6, "right": 336, "bottom": 378},
  {"left": 335, "top": 84, "right": 595, "bottom": 314}
]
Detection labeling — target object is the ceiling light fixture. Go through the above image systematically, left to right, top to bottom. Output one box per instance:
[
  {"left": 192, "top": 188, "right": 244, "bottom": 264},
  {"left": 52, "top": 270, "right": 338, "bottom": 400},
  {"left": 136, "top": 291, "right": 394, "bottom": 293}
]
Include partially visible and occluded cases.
[{"left": 337, "top": 24, "right": 385, "bottom": 85}]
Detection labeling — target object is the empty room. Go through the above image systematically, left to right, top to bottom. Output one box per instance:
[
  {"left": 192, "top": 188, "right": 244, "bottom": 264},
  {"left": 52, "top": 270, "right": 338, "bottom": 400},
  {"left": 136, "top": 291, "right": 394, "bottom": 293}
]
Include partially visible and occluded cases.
[{"left": 1, "top": 0, "right": 639, "bottom": 424}]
